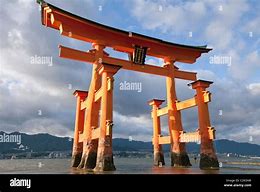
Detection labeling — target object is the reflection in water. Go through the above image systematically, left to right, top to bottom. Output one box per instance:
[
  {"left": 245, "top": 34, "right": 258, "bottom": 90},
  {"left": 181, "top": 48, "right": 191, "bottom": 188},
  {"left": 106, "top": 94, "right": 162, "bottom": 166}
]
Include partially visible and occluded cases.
[
  {"left": 148, "top": 166, "right": 219, "bottom": 174},
  {"left": 152, "top": 166, "right": 194, "bottom": 174},
  {"left": 69, "top": 167, "right": 116, "bottom": 175}
]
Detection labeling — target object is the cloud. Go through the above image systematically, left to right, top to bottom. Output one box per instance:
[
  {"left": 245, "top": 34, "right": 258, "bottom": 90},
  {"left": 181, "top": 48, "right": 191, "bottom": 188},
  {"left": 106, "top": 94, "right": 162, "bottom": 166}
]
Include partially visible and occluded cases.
[
  {"left": 2, "top": 0, "right": 34, "bottom": 26},
  {"left": 128, "top": 0, "right": 207, "bottom": 34},
  {"left": 242, "top": 15, "right": 260, "bottom": 35},
  {"left": 205, "top": 21, "right": 233, "bottom": 50},
  {"left": 229, "top": 50, "right": 260, "bottom": 80},
  {"left": 247, "top": 83, "right": 260, "bottom": 96},
  {"left": 113, "top": 111, "right": 152, "bottom": 141},
  {"left": 21, "top": 118, "right": 74, "bottom": 137},
  {"left": 220, "top": 124, "right": 260, "bottom": 144}
]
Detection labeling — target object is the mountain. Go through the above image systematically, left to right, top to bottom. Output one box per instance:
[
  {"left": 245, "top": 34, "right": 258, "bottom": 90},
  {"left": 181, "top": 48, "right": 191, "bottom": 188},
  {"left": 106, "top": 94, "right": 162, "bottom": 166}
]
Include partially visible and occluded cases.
[
  {"left": 0, "top": 131, "right": 260, "bottom": 156},
  {"left": 0, "top": 131, "right": 72, "bottom": 153},
  {"left": 114, "top": 138, "right": 260, "bottom": 156}
]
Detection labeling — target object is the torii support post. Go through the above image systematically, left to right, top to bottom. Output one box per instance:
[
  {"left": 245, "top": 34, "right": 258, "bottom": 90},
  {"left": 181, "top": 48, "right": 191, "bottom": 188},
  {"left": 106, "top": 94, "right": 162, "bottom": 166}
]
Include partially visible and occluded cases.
[
  {"left": 78, "top": 44, "right": 103, "bottom": 170},
  {"left": 164, "top": 59, "right": 191, "bottom": 167},
  {"left": 94, "top": 64, "right": 121, "bottom": 171},
  {"left": 189, "top": 80, "right": 219, "bottom": 169},
  {"left": 71, "top": 90, "right": 88, "bottom": 167},
  {"left": 148, "top": 99, "right": 165, "bottom": 166}
]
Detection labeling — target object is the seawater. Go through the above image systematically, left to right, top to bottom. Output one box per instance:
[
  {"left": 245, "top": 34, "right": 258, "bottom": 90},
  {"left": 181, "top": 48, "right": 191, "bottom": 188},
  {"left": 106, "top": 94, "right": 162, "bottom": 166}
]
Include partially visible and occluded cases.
[{"left": 0, "top": 157, "right": 259, "bottom": 174}]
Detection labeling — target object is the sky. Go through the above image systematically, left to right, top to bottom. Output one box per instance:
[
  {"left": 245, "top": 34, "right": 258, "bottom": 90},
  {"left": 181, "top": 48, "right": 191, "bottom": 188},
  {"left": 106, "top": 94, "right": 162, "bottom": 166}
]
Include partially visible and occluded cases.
[{"left": 0, "top": 0, "right": 260, "bottom": 145}]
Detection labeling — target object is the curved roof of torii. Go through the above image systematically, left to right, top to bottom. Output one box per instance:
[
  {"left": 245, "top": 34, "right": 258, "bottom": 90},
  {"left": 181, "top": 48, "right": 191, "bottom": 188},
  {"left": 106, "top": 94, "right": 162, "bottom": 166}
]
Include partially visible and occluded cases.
[{"left": 39, "top": 1, "right": 212, "bottom": 64}]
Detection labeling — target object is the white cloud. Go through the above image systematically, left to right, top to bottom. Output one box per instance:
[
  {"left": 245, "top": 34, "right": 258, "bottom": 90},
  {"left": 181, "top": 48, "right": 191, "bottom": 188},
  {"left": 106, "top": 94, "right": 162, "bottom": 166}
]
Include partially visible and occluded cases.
[
  {"left": 4, "top": 0, "right": 34, "bottom": 25},
  {"left": 129, "top": 0, "right": 207, "bottom": 34},
  {"left": 204, "top": 0, "right": 249, "bottom": 50},
  {"left": 211, "top": 0, "right": 249, "bottom": 26},
  {"left": 242, "top": 15, "right": 260, "bottom": 35},
  {"left": 205, "top": 21, "right": 233, "bottom": 50},
  {"left": 7, "top": 29, "right": 27, "bottom": 48},
  {"left": 229, "top": 50, "right": 260, "bottom": 80},
  {"left": 1, "top": 68, "right": 63, "bottom": 98},
  {"left": 195, "top": 69, "right": 217, "bottom": 81},
  {"left": 247, "top": 83, "right": 260, "bottom": 95},
  {"left": 113, "top": 111, "right": 152, "bottom": 141},
  {"left": 114, "top": 111, "right": 151, "bottom": 127},
  {"left": 21, "top": 118, "right": 74, "bottom": 137},
  {"left": 224, "top": 125, "right": 260, "bottom": 145}
]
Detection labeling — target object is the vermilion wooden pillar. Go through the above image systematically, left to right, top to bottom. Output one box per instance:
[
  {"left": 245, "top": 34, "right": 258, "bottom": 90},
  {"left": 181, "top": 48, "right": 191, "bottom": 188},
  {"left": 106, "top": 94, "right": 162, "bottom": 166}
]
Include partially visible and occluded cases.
[
  {"left": 78, "top": 44, "right": 103, "bottom": 169},
  {"left": 164, "top": 59, "right": 191, "bottom": 167},
  {"left": 94, "top": 64, "right": 120, "bottom": 171},
  {"left": 190, "top": 80, "right": 219, "bottom": 169},
  {"left": 71, "top": 90, "right": 88, "bottom": 167},
  {"left": 148, "top": 99, "right": 165, "bottom": 166}
]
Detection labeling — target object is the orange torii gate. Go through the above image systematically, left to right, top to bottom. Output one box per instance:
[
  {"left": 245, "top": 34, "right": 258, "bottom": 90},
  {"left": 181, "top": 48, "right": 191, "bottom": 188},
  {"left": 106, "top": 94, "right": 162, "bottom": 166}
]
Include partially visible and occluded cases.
[{"left": 38, "top": 1, "right": 219, "bottom": 171}]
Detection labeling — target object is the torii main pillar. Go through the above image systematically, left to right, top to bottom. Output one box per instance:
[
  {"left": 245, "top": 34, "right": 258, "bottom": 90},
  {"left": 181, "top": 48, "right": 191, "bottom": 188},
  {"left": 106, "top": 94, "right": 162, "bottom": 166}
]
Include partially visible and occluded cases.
[
  {"left": 77, "top": 44, "right": 103, "bottom": 170},
  {"left": 164, "top": 59, "right": 191, "bottom": 167},
  {"left": 94, "top": 64, "right": 120, "bottom": 171},
  {"left": 189, "top": 80, "right": 219, "bottom": 169}
]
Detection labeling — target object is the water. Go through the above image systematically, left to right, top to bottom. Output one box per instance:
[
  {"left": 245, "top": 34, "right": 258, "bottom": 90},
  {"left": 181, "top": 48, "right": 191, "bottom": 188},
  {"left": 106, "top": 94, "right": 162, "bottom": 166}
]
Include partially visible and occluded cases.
[{"left": 0, "top": 156, "right": 259, "bottom": 174}]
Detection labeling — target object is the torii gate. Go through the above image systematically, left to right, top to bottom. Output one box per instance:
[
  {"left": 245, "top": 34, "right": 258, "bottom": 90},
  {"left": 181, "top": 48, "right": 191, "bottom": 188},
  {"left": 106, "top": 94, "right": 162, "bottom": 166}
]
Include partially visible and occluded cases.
[{"left": 38, "top": 1, "right": 219, "bottom": 171}]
